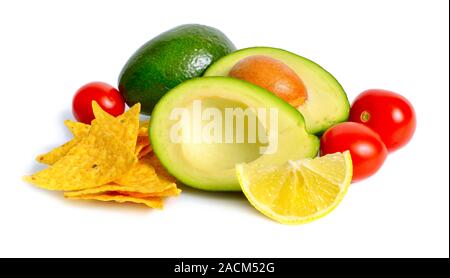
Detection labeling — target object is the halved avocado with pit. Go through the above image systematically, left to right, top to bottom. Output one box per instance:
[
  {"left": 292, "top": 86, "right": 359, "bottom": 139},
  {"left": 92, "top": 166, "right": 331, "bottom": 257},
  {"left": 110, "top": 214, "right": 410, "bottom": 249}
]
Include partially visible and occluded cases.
[
  {"left": 204, "top": 47, "right": 350, "bottom": 134},
  {"left": 150, "top": 77, "right": 319, "bottom": 191}
]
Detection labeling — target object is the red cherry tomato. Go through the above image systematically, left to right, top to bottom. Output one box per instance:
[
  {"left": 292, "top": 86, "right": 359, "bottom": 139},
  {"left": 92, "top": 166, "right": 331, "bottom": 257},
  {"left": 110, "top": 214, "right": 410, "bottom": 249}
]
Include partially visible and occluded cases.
[
  {"left": 72, "top": 82, "right": 125, "bottom": 124},
  {"left": 349, "top": 89, "right": 416, "bottom": 152},
  {"left": 320, "top": 122, "right": 388, "bottom": 182}
]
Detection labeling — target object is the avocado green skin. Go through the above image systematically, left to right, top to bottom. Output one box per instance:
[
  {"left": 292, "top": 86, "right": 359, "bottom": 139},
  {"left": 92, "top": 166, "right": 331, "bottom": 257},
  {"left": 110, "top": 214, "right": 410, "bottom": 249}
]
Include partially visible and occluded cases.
[{"left": 118, "top": 24, "right": 236, "bottom": 114}]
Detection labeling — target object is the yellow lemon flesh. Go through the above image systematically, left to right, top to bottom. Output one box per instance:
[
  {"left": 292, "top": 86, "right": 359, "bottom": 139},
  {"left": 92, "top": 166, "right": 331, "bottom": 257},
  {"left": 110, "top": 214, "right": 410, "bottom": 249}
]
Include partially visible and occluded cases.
[{"left": 236, "top": 151, "right": 352, "bottom": 224}]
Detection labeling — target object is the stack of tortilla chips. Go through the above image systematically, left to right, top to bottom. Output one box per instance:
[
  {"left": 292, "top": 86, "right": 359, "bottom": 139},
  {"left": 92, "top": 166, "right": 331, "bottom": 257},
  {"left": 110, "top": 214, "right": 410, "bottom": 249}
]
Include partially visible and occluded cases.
[{"left": 24, "top": 102, "right": 180, "bottom": 208}]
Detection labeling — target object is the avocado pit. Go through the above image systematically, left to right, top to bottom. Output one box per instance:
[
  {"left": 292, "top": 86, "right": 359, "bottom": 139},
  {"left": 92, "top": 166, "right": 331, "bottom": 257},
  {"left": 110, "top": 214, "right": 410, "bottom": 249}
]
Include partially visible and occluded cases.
[{"left": 229, "top": 55, "right": 308, "bottom": 107}]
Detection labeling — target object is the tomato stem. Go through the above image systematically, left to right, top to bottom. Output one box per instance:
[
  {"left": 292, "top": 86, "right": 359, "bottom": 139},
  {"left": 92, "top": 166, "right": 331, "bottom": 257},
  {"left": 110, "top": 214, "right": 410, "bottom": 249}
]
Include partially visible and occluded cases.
[{"left": 360, "top": 111, "right": 371, "bottom": 122}]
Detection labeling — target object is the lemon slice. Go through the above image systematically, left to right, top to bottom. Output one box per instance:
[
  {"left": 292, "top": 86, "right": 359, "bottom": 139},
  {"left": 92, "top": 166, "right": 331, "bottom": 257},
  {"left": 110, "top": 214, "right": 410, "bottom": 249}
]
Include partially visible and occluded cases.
[{"left": 236, "top": 151, "right": 352, "bottom": 224}]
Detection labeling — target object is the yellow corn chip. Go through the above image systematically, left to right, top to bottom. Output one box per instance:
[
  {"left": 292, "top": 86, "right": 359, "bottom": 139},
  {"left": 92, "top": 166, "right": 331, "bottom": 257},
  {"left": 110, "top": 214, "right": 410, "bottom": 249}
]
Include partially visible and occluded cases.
[
  {"left": 26, "top": 102, "right": 179, "bottom": 209},
  {"left": 92, "top": 102, "right": 140, "bottom": 152},
  {"left": 37, "top": 116, "right": 147, "bottom": 165},
  {"left": 24, "top": 117, "right": 136, "bottom": 191},
  {"left": 65, "top": 119, "right": 147, "bottom": 139},
  {"left": 64, "top": 120, "right": 90, "bottom": 138},
  {"left": 135, "top": 120, "right": 150, "bottom": 156},
  {"left": 138, "top": 120, "right": 150, "bottom": 136},
  {"left": 35, "top": 121, "right": 90, "bottom": 165},
  {"left": 135, "top": 135, "right": 150, "bottom": 156},
  {"left": 36, "top": 140, "right": 78, "bottom": 165},
  {"left": 138, "top": 145, "right": 152, "bottom": 159},
  {"left": 64, "top": 152, "right": 178, "bottom": 198},
  {"left": 145, "top": 152, "right": 175, "bottom": 182},
  {"left": 64, "top": 153, "right": 177, "bottom": 196},
  {"left": 116, "top": 154, "right": 176, "bottom": 188},
  {"left": 64, "top": 182, "right": 155, "bottom": 197},
  {"left": 63, "top": 183, "right": 128, "bottom": 197},
  {"left": 64, "top": 184, "right": 180, "bottom": 198},
  {"left": 118, "top": 187, "right": 181, "bottom": 198},
  {"left": 66, "top": 193, "right": 163, "bottom": 208}
]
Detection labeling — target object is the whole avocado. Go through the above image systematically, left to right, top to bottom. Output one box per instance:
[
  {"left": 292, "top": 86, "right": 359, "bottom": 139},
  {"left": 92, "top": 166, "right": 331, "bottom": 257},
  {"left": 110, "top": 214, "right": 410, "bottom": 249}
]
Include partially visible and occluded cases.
[{"left": 118, "top": 24, "right": 236, "bottom": 114}]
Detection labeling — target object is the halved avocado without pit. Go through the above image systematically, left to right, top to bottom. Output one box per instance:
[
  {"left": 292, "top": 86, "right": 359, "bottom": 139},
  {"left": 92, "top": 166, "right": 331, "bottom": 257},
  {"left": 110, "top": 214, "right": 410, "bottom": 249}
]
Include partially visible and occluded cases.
[
  {"left": 204, "top": 47, "right": 350, "bottom": 134},
  {"left": 150, "top": 77, "right": 319, "bottom": 191}
]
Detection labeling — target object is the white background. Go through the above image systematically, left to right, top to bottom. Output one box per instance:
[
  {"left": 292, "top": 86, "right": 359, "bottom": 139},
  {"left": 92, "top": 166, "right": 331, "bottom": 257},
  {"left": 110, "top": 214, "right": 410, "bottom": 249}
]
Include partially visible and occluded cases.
[{"left": 0, "top": 0, "right": 448, "bottom": 258}]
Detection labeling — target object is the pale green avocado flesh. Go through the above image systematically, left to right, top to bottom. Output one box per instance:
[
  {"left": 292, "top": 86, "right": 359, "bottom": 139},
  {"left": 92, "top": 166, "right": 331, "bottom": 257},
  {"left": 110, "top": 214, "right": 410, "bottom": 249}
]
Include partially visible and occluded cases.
[
  {"left": 204, "top": 47, "right": 350, "bottom": 134},
  {"left": 150, "top": 77, "right": 319, "bottom": 191}
]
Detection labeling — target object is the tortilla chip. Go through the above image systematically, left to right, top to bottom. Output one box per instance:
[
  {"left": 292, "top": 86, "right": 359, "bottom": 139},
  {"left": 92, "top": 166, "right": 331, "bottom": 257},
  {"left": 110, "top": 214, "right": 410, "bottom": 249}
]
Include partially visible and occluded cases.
[
  {"left": 92, "top": 102, "right": 140, "bottom": 152},
  {"left": 26, "top": 103, "right": 179, "bottom": 209},
  {"left": 36, "top": 116, "right": 147, "bottom": 165},
  {"left": 24, "top": 118, "right": 136, "bottom": 191},
  {"left": 64, "top": 120, "right": 90, "bottom": 138},
  {"left": 138, "top": 120, "right": 150, "bottom": 136},
  {"left": 35, "top": 121, "right": 90, "bottom": 165},
  {"left": 135, "top": 135, "right": 150, "bottom": 156},
  {"left": 35, "top": 140, "right": 78, "bottom": 165},
  {"left": 138, "top": 145, "right": 152, "bottom": 159},
  {"left": 64, "top": 151, "right": 178, "bottom": 199},
  {"left": 145, "top": 152, "right": 175, "bottom": 183},
  {"left": 64, "top": 153, "right": 176, "bottom": 196},
  {"left": 117, "top": 154, "right": 176, "bottom": 188},
  {"left": 64, "top": 185, "right": 180, "bottom": 199},
  {"left": 118, "top": 187, "right": 181, "bottom": 198},
  {"left": 66, "top": 193, "right": 163, "bottom": 208}
]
